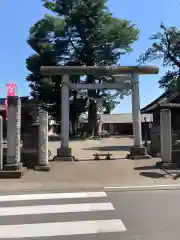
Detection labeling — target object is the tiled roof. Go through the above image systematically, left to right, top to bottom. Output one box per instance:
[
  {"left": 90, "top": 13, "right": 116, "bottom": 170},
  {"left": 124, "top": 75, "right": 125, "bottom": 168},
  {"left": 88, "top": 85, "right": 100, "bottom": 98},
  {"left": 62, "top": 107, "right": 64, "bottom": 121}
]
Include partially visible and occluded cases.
[
  {"left": 141, "top": 91, "right": 179, "bottom": 113},
  {"left": 160, "top": 103, "right": 180, "bottom": 108},
  {"left": 100, "top": 113, "right": 153, "bottom": 123},
  {"left": 101, "top": 113, "right": 132, "bottom": 123}
]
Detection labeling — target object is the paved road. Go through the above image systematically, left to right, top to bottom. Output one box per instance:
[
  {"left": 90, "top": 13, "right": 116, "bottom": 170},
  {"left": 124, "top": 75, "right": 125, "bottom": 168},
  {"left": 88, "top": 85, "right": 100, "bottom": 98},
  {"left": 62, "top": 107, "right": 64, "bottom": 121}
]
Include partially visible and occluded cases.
[
  {"left": 0, "top": 188, "right": 179, "bottom": 239},
  {"left": 108, "top": 189, "right": 180, "bottom": 239}
]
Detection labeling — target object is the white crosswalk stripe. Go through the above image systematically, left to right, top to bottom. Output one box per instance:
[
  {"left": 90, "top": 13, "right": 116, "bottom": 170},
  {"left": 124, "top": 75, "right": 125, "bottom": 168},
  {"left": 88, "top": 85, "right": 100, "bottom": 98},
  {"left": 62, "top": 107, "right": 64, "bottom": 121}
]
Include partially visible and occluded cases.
[
  {"left": 0, "top": 191, "right": 127, "bottom": 239},
  {"left": 0, "top": 191, "right": 107, "bottom": 201},
  {"left": 0, "top": 202, "right": 115, "bottom": 216}
]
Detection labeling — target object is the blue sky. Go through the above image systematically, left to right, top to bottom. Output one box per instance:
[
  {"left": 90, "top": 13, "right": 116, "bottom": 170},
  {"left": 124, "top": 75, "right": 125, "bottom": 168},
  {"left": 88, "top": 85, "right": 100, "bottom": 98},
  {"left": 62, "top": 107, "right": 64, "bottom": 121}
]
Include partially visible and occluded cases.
[{"left": 0, "top": 0, "right": 179, "bottom": 113}]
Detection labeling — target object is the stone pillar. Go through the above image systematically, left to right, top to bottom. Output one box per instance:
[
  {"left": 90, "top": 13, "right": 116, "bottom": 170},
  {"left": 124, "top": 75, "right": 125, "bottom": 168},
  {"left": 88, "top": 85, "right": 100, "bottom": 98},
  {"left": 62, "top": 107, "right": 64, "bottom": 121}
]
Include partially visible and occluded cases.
[
  {"left": 128, "top": 74, "right": 150, "bottom": 159},
  {"left": 132, "top": 74, "right": 142, "bottom": 147},
  {"left": 56, "top": 75, "right": 73, "bottom": 161},
  {"left": 1, "top": 96, "right": 25, "bottom": 178},
  {"left": 160, "top": 108, "right": 172, "bottom": 166},
  {"left": 34, "top": 109, "right": 50, "bottom": 171},
  {"left": 0, "top": 116, "right": 3, "bottom": 171}
]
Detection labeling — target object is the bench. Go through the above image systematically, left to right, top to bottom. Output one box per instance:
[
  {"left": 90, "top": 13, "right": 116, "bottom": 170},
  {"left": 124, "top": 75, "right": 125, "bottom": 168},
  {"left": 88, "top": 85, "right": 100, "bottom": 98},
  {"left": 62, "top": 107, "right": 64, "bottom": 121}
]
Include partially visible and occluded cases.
[{"left": 93, "top": 152, "right": 112, "bottom": 160}]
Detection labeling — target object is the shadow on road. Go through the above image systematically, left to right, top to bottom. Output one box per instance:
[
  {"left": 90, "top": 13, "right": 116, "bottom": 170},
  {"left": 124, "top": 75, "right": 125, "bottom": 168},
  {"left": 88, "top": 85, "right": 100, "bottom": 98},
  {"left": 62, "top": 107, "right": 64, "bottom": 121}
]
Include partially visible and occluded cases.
[
  {"left": 49, "top": 136, "right": 88, "bottom": 142},
  {"left": 83, "top": 145, "right": 130, "bottom": 152},
  {"left": 134, "top": 164, "right": 180, "bottom": 180},
  {"left": 134, "top": 165, "right": 158, "bottom": 171},
  {"left": 134, "top": 165, "right": 166, "bottom": 179},
  {"left": 139, "top": 171, "right": 165, "bottom": 179}
]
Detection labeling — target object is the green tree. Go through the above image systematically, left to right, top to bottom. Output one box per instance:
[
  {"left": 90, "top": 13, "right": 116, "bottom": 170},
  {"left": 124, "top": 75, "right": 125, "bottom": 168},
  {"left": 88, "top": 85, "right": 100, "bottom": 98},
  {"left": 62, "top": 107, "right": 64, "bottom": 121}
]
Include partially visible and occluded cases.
[
  {"left": 26, "top": 0, "right": 139, "bottom": 135},
  {"left": 26, "top": 15, "right": 87, "bottom": 131},
  {"left": 139, "top": 23, "right": 180, "bottom": 91}
]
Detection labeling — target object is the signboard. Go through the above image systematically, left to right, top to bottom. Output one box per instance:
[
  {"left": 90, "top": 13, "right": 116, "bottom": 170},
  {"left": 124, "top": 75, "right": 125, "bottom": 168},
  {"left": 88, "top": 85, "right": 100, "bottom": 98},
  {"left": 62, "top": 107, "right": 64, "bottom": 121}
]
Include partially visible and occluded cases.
[
  {"left": 4, "top": 83, "right": 17, "bottom": 120},
  {"left": 141, "top": 114, "right": 153, "bottom": 123}
]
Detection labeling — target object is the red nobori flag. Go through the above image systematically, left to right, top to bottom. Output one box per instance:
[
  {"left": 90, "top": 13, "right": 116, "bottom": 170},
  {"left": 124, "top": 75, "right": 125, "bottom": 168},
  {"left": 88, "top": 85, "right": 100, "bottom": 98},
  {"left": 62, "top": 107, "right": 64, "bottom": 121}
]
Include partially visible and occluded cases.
[
  {"left": 4, "top": 83, "right": 17, "bottom": 120},
  {"left": 6, "top": 83, "right": 16, "bottom": 96}
]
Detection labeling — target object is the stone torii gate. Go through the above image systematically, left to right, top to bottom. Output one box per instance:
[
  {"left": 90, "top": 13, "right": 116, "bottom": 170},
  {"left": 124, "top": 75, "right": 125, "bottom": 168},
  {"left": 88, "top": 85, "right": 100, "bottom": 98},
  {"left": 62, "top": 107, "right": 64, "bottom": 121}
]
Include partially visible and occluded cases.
[{"left": 41, "top": 66, "right": 159, "bottom": 160}]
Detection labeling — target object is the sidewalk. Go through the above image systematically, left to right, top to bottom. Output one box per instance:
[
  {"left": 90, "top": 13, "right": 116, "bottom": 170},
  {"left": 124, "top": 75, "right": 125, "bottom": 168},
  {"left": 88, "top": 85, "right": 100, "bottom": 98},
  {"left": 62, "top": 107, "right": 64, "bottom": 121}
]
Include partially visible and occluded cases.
[
  {"left": 1, "top": 137, "right": 180, "bottom": 193},
  {"left": 0, "top": 158, "right": 180, "bottom": 192}
]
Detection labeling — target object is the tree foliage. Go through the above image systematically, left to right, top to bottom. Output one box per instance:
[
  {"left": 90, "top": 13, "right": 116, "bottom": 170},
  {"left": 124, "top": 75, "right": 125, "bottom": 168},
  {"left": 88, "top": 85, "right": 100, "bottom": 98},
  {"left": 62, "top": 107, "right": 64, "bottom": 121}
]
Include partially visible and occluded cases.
[
  {"left": 26, "top": 0, "right": 139, "bottom": 134},
  {"left": 139, "top": 23, "right": 180, "bottom": 91}
]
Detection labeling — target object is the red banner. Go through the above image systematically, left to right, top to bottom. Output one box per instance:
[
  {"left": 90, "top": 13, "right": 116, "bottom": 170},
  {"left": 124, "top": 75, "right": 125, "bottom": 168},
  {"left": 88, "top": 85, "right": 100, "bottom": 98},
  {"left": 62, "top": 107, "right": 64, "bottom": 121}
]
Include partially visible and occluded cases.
[
  {"left": 4, "top": 83, "right": 17, "bottom": 120},
  {"left": 6, "top": 83, "right": 16, "bottom": 96}
]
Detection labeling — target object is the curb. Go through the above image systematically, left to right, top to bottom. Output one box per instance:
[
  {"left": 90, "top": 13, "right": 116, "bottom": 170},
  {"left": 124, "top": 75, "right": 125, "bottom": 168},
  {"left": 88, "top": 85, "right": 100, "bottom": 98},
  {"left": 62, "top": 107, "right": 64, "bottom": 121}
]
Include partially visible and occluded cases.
[
  {"left": 0, "top": 183, "right": 180, "bottom": 195},
  {"left": 0, "top": 184, "right": 105, "bottom": 195},
  {"left": 104, "top": 184, "right": 180, "bottom": 192}
]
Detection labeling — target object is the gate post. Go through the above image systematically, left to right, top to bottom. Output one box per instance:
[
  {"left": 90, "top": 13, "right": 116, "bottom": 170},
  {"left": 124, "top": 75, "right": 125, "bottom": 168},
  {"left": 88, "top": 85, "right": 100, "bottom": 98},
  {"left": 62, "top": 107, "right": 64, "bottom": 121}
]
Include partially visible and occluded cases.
[
  {"left": 55, "top": 74, "right": 73, "bottom": 161},
  {"left": 128, "top": 74, "right": 150, "bottom": 159},
  {"left": 131, "top": 74, "right": 142, "bottom": 147},
  {"left": 0, "top": 96, "right": 25, "bottom": 178},
  {"left": 34, "top": 108, "right": 50, "bottom": 171},
  {"left": 160, "top": 108, "right": 172, "bottom": 166}
]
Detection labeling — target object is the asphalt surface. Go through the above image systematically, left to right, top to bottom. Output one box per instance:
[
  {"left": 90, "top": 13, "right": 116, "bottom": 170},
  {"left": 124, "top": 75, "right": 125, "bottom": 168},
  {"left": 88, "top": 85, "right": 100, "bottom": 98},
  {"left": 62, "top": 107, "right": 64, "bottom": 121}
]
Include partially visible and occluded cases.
[
  {"left": 0, "top": 188, "right": 179, "bottom": 239},
  {"left": 108, "top": 189, "right": 180, "bottom": 239}
]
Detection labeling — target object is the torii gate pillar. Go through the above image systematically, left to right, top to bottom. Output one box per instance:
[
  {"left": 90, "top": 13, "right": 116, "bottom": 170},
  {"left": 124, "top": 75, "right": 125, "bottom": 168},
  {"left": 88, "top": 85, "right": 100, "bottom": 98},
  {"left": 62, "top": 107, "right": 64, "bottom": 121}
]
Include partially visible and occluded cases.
[
  {"left": 128, "top": 74, "right": 150, "bottom": 159},
  {"left": 56, "top": 75, "right": 72, "bottom": 160}
]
